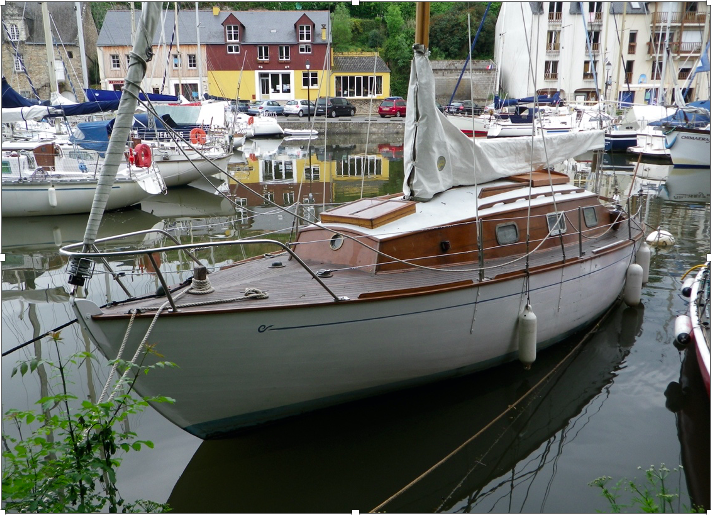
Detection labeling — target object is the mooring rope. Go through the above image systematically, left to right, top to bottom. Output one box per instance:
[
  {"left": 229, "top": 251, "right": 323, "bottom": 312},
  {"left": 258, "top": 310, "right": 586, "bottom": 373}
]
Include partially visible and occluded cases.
[{"left": 369, "top": 297, "right": 622, "bottom": 513}]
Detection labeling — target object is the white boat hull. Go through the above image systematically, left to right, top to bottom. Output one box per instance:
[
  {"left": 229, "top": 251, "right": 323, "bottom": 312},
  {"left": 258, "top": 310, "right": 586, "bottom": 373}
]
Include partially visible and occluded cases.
[
  {"left": 664, "top": 128, "right": 711, "bottom": 168},
  {"left": 152, "top": 151, "right": 231, "bottom": 187},
  {"left": 75, "top": 241, "right": 634, "bottom": 438}
]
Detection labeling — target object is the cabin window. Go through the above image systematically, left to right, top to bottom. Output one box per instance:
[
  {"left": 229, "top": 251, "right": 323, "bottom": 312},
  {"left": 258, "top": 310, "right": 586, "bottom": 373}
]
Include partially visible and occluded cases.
[
  {"left": 8, "top": 23, "right": 19, "bottom": 41},
  {"left": 299, "top": 24, "right": 311, "bottom": 42},
  {"left": 226, "top": 25, "right": 239, "bottom": 42},
  {"left": 227, "top": 44, "right": 240, "bottom": 54},
  {"left": 299, "top": 44, "right": 312, "bottom": 54},
  {"left": 258, "top": 46, "right": 269, "bottom": 61},
  {"left": 279, "top": 46, "right": 290, "bottom": 61},
  {"left": 110, "top": 54, "right": 120, "bottom": 69},
  {"left": 302, "top": 71, "right": 318, "bottom": 88},
  {"left": 583, "top": 207, "right": 598, "bottom": 227},
  {"left": 546, "top": 212, "right": 567, "bottom": 235},
  {"left": 495, "top": 223, "right": 519, "bottom": 245},
  {"left": 330, "top": 233, "right": 344, "bottom": 251}
]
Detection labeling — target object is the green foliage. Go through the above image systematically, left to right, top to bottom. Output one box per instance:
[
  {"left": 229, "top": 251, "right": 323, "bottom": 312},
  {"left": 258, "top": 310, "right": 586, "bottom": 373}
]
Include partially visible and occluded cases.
[
  {"left": 429, "top": 2, "right": 499, "bottom": 60},
  {"left": 331, "top": 3, "right": 353, "bottom": 51},
  {"left": 2, "top": 332, "right": 176, "bottom": 513},
  {"left": 589, "top": 464, "right": 705, "bottom": 513}
]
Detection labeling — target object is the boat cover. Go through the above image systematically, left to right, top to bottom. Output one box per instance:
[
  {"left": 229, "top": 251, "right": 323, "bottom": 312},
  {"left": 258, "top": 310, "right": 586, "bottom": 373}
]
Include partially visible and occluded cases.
[
  {"left": 403, "top": 47, "right": 604, "bottom": 201},
  {"left": 84, "top": 88, "right": 179, "bottom": 103},
  {"left": 648, "top": 100, "right": 710, "bottom": 128}
]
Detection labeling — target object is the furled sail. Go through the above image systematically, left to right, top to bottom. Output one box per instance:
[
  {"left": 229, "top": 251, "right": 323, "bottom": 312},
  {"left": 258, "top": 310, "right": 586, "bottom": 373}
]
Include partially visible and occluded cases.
[{"left": 403, "top": 46, "right": 604, "bottom": 201}]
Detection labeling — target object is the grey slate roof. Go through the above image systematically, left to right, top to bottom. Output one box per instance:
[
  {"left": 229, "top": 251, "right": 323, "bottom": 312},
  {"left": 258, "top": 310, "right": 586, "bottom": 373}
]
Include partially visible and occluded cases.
[
  {"left": 2, "top": 2, "right": 79, "bottom": 45},
  {"left": 610, "top": 2, "right": 650, "bottom": 14},
  {"left": 97, "top": 9, "right": 330, "bottom": 47},
  {"left": 332, "top": 55, "right": 390, "bottom": 73}
]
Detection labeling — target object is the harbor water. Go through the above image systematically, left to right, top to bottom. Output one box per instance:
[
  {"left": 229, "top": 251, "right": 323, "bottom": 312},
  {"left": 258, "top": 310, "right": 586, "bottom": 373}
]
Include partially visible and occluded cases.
[{"left": 1, "top": 136, "right": 709, "bottom": 512}]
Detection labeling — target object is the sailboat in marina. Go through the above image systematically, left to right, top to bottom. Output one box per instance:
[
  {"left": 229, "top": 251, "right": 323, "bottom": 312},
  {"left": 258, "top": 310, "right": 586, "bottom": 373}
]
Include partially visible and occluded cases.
[{"left": 63, "top": 3, "right": 647, "bottom": 439}]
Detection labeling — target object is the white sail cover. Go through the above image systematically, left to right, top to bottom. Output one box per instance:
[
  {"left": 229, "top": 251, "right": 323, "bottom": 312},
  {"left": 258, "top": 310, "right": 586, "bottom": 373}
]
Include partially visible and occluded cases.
[
  {"left": 403, "top": 47, "right": 604, "bottom": 201},
  {"left": 1, "top": 106, "right": 61, "bottom": 122}
]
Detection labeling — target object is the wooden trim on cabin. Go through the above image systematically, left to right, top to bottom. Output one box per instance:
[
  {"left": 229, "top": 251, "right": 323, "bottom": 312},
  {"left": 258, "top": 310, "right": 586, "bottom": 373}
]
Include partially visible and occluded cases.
[{"left": 358, "top": 279, "right": 474, "bottom": 299}]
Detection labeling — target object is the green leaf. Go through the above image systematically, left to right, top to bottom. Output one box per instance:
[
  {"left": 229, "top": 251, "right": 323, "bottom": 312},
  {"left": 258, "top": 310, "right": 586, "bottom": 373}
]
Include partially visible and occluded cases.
[
  {"left": 20, "top": 362, "right": 28, "bottom": 376},
  {"left": 11, "top": 366, "right": 17, "bottom": 377},
  {"left": 131, "top": 442, "right": 141, "bottom": 451}
]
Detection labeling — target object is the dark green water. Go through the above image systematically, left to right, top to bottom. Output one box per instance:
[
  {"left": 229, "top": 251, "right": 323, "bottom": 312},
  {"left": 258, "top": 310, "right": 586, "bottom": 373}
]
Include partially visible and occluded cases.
[{"left": 2, "top": 141, "right": 709, "bottom": 512}]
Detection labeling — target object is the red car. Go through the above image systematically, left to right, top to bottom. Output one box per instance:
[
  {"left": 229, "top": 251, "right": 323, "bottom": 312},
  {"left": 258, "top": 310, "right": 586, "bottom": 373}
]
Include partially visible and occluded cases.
[{"left": 378, "top": 97, "right": 407, "bottom": 118}]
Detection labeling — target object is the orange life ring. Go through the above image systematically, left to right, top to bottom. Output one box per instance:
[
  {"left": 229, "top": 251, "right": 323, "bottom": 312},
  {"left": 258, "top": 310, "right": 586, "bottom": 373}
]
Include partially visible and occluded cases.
[
  {"left": 248, "top": 116, "right": 255, "bottom": 125},
  {"left": 190, "top": 127, "right": 207, "bottom": 145},
  {"left": 134, "top": 143, "right": 152, "bottom": 168},
  {"left": 249, "top": 153, "right": 257, "bottom": 162}
]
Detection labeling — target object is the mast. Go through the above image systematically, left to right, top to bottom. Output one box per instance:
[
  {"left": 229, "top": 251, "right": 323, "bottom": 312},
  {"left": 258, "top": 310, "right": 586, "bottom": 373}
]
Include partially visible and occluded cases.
[
  {"left": 41, "top": 2, "right": 58, "bottom": 99},
  {"left": 67, "top": 2, "right": 163, "bottom": 289},
  {"left": 75, "top": 2, "right": 89, "bottom": 95},
  {"left": 175, "top": 2, "right": 183, "bottom": 99},
  {"left": 195, "top": 2, "right": 203, "bottom": 99},
  {"left": 414, "top": 2, "right": 430, "bottom": 48}
]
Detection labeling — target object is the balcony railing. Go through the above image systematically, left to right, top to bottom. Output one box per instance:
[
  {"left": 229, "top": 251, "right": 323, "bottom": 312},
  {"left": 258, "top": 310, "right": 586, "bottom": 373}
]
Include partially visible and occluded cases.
[
  {"left": 548, "top": 11, "right": 562, "bottom": 23},
  {"left": 587, "top": 11, "right": 602, "bottom": 24},
  {"left": 652, "top": 11, "right": 707, "bottom": 25},
  {"left": 647, "top": 41, "right": 703, "bottom": 55},
  {"left": 590, "top": 42, "right": 600, "bottom": 54},
  {"left": 628, "top": 42, "right": 637, "bottom": 54},
  {"left": 546, "top": 43, "right": 560, "bottom": 52},
  {"left": 679, "top": 70, "right": 691, "bottom": 80},
  {"left": 544, "top": 72, "right": 559, "bottom": 80},
  {"left": 583, "top": 72, "right": 595, "bottom": 80},
  {"left": 624, "top": 72, "right": 633, "bottom": 84}
]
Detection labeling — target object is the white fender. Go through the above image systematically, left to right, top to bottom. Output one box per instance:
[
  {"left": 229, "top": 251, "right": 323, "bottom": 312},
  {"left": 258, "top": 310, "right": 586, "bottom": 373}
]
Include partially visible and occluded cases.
[
  {"left": 48, "top": 186, "right": 57, "bottom": 207},
  {"left": 646, "top": 229, "right": 675, "bottom": 247},
  {"left": 636, "top": 242, "right": 651, "bottom": 284},
  {"left": 623, "top": 263, "right": 643, "bottom": 306},
  {"left": 681, "top": 277, "right": 695, "bottom": 298},
  {"left": 518, "top": 304, "right": 537, "bottom": 370},
  {"left": 674, "top": 315, "right": 692, "bottom": 345}
]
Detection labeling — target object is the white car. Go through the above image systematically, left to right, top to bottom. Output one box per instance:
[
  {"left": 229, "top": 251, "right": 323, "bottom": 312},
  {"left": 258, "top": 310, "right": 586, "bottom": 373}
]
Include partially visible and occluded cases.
[{"left": 283, "top": 99, "right": 315, "bottom": 118}]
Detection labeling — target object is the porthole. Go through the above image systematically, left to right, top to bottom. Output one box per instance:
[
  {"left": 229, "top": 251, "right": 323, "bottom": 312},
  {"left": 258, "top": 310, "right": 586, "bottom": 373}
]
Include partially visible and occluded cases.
[
  {"left": 583, "top": 206, "right": 598, "bottom": 228},
  {"left": 546, "top": 212, "right": 567, "bottom": 235},
  {"left": 495, "top": 222, "right": 519, "bottom": 245},
  {"left": 329, "top": 233, "right": 344, "bottom": 250}
]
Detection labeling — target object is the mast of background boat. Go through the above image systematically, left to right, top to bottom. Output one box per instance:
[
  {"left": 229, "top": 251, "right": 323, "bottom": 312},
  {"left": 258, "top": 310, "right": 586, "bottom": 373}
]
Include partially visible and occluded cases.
[
  {"left": 41, "top": 2, "right": 58, "bottom": 101},
  {"left": 67, "top": 2, "right": 162, "bottom": 290},
  {"left": 75, "top": 2, "right": 89, "bottom": 98},
  {"left": 175, "top": 2, "right": 183, "bottom": 100},
  {"left": 195, "top": 2, "right": 203, "bottom": 99}
]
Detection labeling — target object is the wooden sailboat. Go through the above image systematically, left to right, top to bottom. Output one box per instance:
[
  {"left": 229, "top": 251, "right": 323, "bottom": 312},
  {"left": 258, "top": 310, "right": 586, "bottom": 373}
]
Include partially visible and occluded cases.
[{"left": 64, "top": 3, "right": 646, "bottom": 439}]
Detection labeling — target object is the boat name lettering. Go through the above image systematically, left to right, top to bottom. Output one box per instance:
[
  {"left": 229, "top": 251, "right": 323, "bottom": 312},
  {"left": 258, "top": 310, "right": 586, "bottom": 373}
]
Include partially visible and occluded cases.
[
  {"left": 680, "top": 135, "right": 709, "bottom": 142},
  {"left": 258, "top": 324, "right": 274, "bottom": 333}
]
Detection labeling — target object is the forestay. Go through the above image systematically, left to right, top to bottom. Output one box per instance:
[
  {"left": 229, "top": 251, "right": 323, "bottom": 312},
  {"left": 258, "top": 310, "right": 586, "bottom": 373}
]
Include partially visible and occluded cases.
[{"left": 403, "top": 46, "right": 604, "bottom": 201}]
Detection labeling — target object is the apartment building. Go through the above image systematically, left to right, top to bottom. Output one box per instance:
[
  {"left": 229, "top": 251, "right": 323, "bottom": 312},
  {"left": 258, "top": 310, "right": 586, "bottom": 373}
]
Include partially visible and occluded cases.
[
  {"left": 495, "top": 2, "right": 710, "bottom": 105},
  {"left": 97, "top": 8, "right": 390, "bottom": 102}
]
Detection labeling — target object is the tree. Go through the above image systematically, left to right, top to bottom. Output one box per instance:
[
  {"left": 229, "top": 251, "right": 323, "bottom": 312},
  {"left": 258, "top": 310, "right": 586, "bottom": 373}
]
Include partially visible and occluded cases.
[
  {"left": 429, "top": 2, "right": 499, "bottom": 60},
  {"left": 331, "top": 3, "right": 352, "bottom": 51}
]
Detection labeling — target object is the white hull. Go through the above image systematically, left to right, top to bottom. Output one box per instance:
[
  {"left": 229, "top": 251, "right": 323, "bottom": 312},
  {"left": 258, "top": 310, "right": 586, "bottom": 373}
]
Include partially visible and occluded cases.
[
  {"left": 446, "top": 115, "right": 493, "bottom": 136},
  {"left": 627, "top": 126, "right": 670, "bottom": 159},
  {"left": 664, "top": 128, "right": 711, "bottom": 167},
  {"left": 152, "top": 149, "right": 232, "bottom": 187},
  {"left": 659, "top": 166, "right": 711, "bottom": 202},
  {"left": 1, "top": 169, "right": 163, "bottom": 217},
  {"left": 75, "top": 241, "right": 634, "bottom": 438}
]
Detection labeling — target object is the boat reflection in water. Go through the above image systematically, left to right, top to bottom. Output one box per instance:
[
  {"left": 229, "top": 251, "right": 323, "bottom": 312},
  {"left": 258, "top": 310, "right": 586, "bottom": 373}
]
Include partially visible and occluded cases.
[{"left": 167, "top": 303, "right": 643, "bottom": 513}]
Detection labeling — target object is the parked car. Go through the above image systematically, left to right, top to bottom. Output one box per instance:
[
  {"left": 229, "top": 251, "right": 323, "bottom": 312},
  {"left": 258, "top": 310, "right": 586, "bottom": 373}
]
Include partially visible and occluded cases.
[
  {"left": 315, "top": 97, "right": 356, "bottom": 117},
  {"left": 378, "top": 98, "right": 407, "bottom": 118},
  {"left": 235, "top": 99, "right": 250, "bottom": 113},
  {"left": 283, "top": 99, "right": 315, "bottom": 117},
  {"left": 247, "top": 100, "right": 283, "bottom": 116},
  {"left": 445, "top": 100, "right": 482, "bottom": 116},
  {"left": 436, "top": 102, "right": 445, "bottom": 113}
]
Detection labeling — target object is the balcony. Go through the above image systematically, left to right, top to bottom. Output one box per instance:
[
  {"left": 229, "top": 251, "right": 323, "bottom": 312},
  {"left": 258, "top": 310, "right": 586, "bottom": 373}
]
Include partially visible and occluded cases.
[
  {"left": 548, "top": 11, "right": 562, "bottom": 24},
  {"left": 586, "top": 11, "right": 603, "bottom": 26},
  {"left": 652, "top": 11, "right": 706, "bottom": 25},
  {"left": 647, "top": 41, "right": 703, "bottom": 56},
  {"left": 590, "top": 42, "right": 601, "bottom": 54},
  {"left": 628, "top": 42, "right": 637, "bottom": 54},
  {"left": 546, "top": 43, "right": 560, "bottom": 54},
  {"left": 679, "top": 70, "right": 691, "bottom": 80},
  {"left": 544, "top": 72, "right": 558, "bottom": 80},
  {"left": 582, "top": 72, "right": 595, "bottom": 81},
  {"left": 624, "top": 72, "right": 633, "bottom": 84}
]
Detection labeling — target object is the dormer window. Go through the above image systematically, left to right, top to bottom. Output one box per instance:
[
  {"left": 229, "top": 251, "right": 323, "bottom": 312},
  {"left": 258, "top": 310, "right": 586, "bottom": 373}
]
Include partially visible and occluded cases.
[
  {"left": 226, "top": 24, "right": 239, "bottom": 42},
  {"left": 299, "top": 24, "right": 311, "bottom": 42}
]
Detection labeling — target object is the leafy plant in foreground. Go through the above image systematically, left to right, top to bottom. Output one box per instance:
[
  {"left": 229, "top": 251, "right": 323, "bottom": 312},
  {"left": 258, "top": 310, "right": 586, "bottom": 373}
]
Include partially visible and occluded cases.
[
  {"left": 2, "top": 331, "right": 176, "bottom": 512},
  {"left": 589, "top": 463, "right": 704, "bottom": 513}
]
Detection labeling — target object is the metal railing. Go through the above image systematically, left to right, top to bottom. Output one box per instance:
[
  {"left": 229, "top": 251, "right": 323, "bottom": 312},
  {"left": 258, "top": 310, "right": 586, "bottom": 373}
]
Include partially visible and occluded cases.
[
  {"left": 652, "top": 11, "right": 706, "bottom": 25},
  {"left": 60, "top": 230, "right": 347, "bottom": 310}
]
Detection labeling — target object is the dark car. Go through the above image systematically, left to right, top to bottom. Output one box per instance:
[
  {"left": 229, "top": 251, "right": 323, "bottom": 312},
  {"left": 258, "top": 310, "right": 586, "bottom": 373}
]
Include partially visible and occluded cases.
[
  {"left": 315, "top": 97, "right": 356, "bottom": 117},
  {"left": 378, "top": 98, "right": 407, "bottom": 118},
  {"left": 234, "top": 99, "right": 250, "bottom": 113},
  {"left": 445, "top": 100, "right": 482, "bottom": 115}
]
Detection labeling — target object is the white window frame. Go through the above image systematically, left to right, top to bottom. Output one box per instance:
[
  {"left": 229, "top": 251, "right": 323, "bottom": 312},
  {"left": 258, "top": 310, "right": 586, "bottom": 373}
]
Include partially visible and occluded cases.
[
  {"left": 8, "top": 23, "right": 19, "bottom": 41},
  {"left": 226, "top": 24, "right": 239, "bottom": 42},
  {"left": 299, "top": 24, "right": 311, "bottom": 42},
  {"left": 227, "top": 44, "right": 240, "bottom": 54},
  {"left": 299, "top": 44, "right": 312, "bottom": 54},
  {"left": 258, "top": 45, "right": 269, "bottom": 61},
  {"left": 279, "top": 45, "right": 290, "bottom": 61},
  {"left": 173, "top": 53, "right": 181, "bottom": 69},
  {"left": 13, "top": 54, "right": 24, "bottom": 72},
  {"left": 110, "top": 54, "right": 120, "bottom": 69},
  {"left": 126, "top": 54, "right": 131, "bottom": 68},
  {"left": 188, "top": 54, "right": 197, "bottom": 69},
  {"left": 302, "top": 71, "right": 318, "bottom": 88},
  {"left": 335, "top": 75, "right": 383, "bottom": 98},
  {"left": 305, "top": 164, "right": 320, "bottom": 180},
  {"left": 546, "top": 212, "right": 567, "bottom": 235}
]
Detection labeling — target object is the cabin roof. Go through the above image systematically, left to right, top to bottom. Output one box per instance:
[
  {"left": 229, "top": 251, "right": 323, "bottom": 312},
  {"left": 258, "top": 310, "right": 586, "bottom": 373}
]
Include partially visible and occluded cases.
[{"left": 97, "top": 9, "right": 330, "bottom": 47}]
